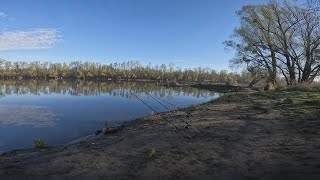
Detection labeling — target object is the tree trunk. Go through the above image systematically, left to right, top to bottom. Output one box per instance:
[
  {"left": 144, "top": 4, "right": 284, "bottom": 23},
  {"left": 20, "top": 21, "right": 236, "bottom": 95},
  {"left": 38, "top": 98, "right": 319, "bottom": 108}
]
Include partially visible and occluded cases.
[{"left": 264, "top": 79, "right": 278, "bottom": 91}]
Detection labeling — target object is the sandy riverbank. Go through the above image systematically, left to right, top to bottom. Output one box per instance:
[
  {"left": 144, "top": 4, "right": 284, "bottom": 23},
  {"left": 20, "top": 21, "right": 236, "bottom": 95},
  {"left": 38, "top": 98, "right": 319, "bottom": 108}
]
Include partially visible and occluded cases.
[{"left": 1, "top": 90, "right": 320, "bottom": 180}]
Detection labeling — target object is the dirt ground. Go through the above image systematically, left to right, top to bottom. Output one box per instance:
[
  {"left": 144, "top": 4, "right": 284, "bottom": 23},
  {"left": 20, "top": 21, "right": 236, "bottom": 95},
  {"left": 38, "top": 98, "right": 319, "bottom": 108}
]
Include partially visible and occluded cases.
[{"left": 1, "top": 90, "right": 320, "bottom": 180}]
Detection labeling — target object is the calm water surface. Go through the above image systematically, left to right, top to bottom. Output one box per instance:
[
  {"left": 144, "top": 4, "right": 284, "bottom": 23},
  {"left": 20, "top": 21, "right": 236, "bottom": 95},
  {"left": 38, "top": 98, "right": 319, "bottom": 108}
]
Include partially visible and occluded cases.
[{"left": 0, "top": 80, "right": 218, "bottom": 152}]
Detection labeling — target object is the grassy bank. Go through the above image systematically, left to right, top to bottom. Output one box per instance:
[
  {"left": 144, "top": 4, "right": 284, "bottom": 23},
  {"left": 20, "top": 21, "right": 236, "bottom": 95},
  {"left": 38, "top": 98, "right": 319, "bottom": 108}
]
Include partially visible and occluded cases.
[{"left": 211, "top": 90, "right": 320, "bottom": 134}]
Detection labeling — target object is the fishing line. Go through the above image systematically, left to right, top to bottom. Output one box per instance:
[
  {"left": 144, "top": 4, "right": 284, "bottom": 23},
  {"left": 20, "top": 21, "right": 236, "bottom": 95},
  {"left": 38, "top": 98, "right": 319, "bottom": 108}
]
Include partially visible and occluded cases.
[
  {"left": 129, "top": 90, "right": 192, "bottom": 139},
  {"left": 145, "top": 92, "right": 201, "bottom": 133},
  {"left": 151, "top": 94, "right": 195, "bottom": 118}
]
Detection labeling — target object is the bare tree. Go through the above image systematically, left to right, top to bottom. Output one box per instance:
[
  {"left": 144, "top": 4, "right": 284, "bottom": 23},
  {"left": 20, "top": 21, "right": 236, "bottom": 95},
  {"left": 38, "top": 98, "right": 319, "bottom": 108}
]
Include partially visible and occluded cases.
[
  {"left": 226, "top": 0, "right": 320, "bottom": 89},
  {"left": 225, "top": 3, "right": 280, "bottom": 90}
]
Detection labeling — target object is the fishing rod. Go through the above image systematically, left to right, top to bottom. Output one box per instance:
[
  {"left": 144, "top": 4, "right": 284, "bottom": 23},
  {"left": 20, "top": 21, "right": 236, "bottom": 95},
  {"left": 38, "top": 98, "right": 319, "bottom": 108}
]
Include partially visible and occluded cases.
[
  {"left": 129, "top": 90, "right": 192, "bottom": 139},
  {"left": 145, "top": 92, "right": 201, "bottom": 133},
  {"left": 151, "top": 94, "right": 195, "bottom": 118}
]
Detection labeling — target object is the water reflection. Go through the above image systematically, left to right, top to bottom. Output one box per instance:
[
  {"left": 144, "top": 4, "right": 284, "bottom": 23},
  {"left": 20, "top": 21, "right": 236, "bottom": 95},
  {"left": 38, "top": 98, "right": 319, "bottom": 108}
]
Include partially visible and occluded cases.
[
  {"left": 0, "top": 80, "right": 216, "bottom": 98},
  {"left": 0, "top": 105, "right": 58, "bottom": 128}
]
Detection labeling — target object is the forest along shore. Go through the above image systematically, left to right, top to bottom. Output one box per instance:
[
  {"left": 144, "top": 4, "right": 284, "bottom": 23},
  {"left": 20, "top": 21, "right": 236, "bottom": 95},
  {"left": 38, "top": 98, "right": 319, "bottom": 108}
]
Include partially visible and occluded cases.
[{"left": 1, "top": 89, "right": 320, "bottom": 179}]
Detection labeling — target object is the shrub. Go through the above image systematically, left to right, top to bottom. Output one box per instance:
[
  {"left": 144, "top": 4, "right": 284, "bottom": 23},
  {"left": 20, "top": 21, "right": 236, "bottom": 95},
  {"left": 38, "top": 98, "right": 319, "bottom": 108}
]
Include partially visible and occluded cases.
[{"left": 33, "top": 139, "right": 47, "bottom": 149}]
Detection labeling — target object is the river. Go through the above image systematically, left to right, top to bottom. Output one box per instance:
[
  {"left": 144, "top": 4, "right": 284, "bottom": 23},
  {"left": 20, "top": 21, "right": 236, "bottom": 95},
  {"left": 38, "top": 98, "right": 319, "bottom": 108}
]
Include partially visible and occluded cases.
[{"left": 0, "top": 80, "right": 218, "bottom": 152}]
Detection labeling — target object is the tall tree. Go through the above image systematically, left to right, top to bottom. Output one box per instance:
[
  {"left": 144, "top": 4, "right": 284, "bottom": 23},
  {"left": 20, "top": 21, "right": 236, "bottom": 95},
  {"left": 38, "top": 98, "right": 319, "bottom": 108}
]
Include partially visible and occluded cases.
[{"left": 226, "top": 0, "right": 320, "bottom": 89}]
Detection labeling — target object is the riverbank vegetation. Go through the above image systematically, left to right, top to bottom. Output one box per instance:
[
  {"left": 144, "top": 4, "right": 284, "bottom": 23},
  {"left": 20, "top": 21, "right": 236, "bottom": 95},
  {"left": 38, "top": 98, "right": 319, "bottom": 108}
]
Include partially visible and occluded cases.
[
  {"left": 225, "top": 0, "right": 320, "bottom": 90},
  {"left": 0, "top": 59, "right": 252, "bottom": 84}
]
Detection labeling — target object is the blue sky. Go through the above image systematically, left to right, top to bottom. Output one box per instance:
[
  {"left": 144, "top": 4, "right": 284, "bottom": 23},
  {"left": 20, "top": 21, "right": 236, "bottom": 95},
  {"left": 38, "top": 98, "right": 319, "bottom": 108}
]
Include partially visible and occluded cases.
[{"left": 0, "top": 0, "right": 265, "bottom": 70}]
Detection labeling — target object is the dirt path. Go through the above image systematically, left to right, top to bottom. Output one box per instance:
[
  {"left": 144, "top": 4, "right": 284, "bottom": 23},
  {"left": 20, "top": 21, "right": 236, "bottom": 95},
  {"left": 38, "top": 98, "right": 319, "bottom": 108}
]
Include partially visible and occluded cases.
[{"left": 1, "top": 91, "right": 320, "bottom": 180}]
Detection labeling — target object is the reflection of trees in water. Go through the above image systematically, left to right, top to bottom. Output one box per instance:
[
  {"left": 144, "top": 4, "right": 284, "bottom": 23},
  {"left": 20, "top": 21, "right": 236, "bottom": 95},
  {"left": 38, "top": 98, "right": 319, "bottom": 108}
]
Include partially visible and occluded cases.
[{"left": 0, "top": 80, "right": 217, "bottom": 99}]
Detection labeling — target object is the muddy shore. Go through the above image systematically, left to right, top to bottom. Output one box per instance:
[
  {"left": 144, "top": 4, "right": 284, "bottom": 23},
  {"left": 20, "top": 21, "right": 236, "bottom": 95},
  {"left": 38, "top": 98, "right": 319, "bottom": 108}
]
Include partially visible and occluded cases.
[{"left": 1, "top": 89, "right": 320, "bottom": 180}]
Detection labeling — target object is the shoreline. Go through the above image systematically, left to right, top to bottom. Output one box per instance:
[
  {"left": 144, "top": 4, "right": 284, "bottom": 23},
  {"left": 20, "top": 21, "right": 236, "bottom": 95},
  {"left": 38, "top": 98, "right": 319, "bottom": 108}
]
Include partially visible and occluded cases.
[
  {"left": 0, "top": 81, "right": 221, "bottom": 154},
  {"left": 1, "top": 89, "right": 320, "bottom": 179},
  {"left": 0, "top": 97, "right": 212, "bottom": 156}
]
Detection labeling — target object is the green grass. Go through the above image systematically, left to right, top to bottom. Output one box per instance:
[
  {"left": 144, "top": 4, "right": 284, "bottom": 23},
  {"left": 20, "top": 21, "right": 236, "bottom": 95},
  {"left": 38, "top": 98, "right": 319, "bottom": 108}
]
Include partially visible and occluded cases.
[
  {"left": 185, "top": 89, "right": 320, "bottom": 135},
  {"left": 212, "top": 90, "right": 320, "bottom": 135},
  {"left": 213, "top": 90, "right": 320, "bottom": 105},
  {"left": 214, "top": 90, "right": 319, "bottom": 116},
  {"left": 33, "top": 139, "right": 47, "bottom": 149}
]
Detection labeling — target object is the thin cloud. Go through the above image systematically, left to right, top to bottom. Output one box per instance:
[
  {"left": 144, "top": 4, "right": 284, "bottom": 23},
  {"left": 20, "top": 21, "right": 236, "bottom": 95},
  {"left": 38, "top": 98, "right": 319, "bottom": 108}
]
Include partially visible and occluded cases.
[
  {"left": 0, "top": 12, "right": 7, "bottom": 18},
  {"left": 0, "top": 28, "right": 62, "bottom": 50}
]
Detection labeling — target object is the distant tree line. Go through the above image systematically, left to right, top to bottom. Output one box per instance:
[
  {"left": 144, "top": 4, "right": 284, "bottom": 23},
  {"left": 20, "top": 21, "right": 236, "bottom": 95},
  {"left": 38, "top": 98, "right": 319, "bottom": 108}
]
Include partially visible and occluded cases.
[
  {"left": 225, "top": 0, "right": 320, "bottom": 90},
  {"left": 0, "top": 59, "right": 252, "bottom": 84}
]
